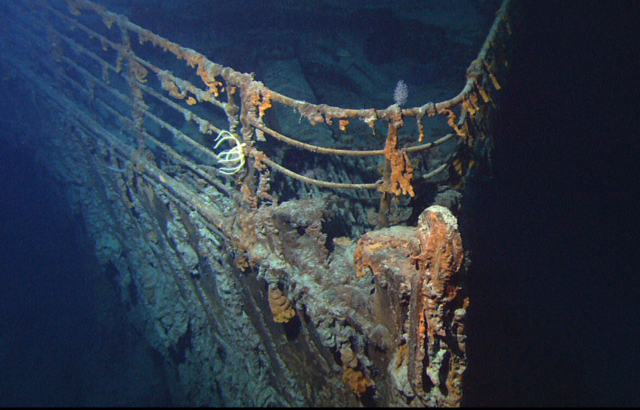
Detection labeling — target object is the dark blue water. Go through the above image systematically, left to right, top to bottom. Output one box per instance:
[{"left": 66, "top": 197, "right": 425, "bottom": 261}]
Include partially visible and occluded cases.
[
  {"left": 465, "top": 1, "right": 640, "bottom": 406},
  {"left": 0, "top": 143, "right": 98, "bottom": 405}
]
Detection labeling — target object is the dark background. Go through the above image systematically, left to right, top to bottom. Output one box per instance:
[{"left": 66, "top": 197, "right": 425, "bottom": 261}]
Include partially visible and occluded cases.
[
  {"left": 465, "top": 1, "right": 640, "bottom": 406},
  {"left": 0, "top": 144, "right": 99, "bottom": 405}
]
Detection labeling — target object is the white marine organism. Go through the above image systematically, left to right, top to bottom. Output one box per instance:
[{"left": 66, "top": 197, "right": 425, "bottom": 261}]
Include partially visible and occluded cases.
[{"left": 214, "top": 130, "right": 246, "bottom": 175}]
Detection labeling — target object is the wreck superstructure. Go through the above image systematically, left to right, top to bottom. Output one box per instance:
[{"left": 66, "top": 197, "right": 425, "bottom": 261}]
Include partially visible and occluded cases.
[{"left": 0, "top": 0, "right": 514, "bottom": 406}]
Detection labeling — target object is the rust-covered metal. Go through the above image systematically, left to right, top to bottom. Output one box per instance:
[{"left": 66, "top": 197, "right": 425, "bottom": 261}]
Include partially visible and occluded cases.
[
  {"left": 0, "top": 0, "right": 514, "bottom": 405},
  {"left": 354, "top": 205, "right": 468, "bottom": 406}
]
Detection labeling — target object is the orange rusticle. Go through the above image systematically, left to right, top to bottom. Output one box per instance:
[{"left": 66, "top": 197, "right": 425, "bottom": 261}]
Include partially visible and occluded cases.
[
  {"left": 194, "top": 58, "right": 224, "bottom": 97},
  {"left": 130, "top": 60, "right": 148, "bottom": 83},
  {"left": 246, "top": 89, "right": 272, "bottom": 118},
  {"left": 258, "top": 91, "right": 272, "bottom": 118},
  {"left": 186, "top": 96, "right": 197, "bottom": 105},
  {"left": 383, "top": 127, "right": 415, "bottom": 197},
  {"left": 407, "top": 205, "right": 467, "bottom": 406},
  {"left": 353, "top": 239, "right": 368, "bottom": 278},
  {"left": 268, "top": 287, "right": 296, "bottom": 323},
  {"left": 340, "top": 345, "right": 372, "bottom": 395},
  {"left": 343, "top": 367, "right": 372, "bottom": 396}
]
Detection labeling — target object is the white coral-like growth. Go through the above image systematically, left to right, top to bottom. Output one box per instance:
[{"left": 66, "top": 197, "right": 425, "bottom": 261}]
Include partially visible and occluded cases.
[
  {"left": 393, "top": 80, "right": 408, "bottom": 106},
  {"left": 214, "top": 130, "right": 246, "bottom": 175}
]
